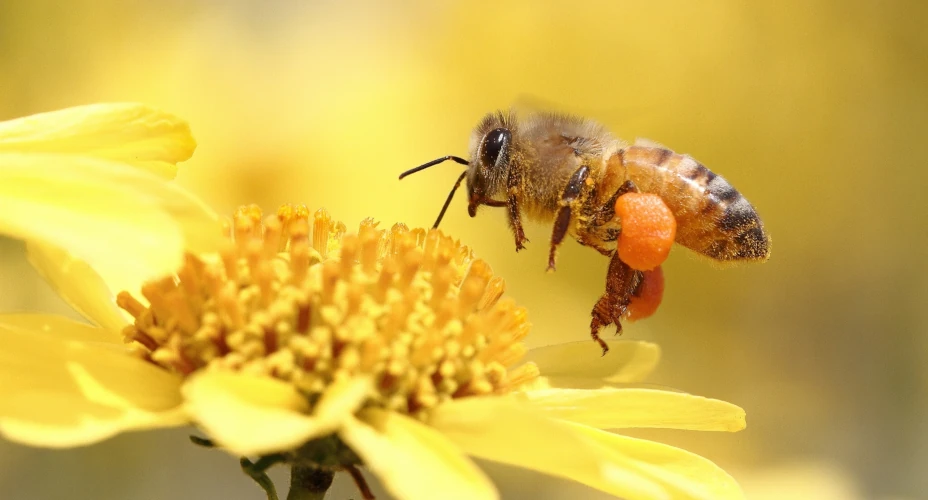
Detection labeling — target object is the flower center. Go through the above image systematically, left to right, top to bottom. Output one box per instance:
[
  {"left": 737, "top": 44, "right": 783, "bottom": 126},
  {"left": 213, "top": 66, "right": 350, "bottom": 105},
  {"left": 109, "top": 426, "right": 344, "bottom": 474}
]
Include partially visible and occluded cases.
[{"left": 118, "top": 205, "right": 538, "bottom": 418}]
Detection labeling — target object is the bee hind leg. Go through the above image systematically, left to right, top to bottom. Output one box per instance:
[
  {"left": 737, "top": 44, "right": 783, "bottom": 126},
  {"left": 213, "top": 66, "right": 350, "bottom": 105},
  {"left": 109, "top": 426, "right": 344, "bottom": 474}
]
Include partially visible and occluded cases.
[
  {"left": 547, "top": 165, "right": 591, "bottom": 271},
  {"left": 590, "top": 250, "right": 642, "bottom": 355}
]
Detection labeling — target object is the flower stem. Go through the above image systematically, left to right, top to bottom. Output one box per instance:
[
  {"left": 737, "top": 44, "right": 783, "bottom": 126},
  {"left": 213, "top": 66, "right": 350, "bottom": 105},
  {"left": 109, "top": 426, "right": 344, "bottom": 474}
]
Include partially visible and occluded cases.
[
  {"left": 241, "top": 456, "right": 285, "bottom": 500},
  {"left": 287, "top": 464, "right": 335, "bottom": 500}
]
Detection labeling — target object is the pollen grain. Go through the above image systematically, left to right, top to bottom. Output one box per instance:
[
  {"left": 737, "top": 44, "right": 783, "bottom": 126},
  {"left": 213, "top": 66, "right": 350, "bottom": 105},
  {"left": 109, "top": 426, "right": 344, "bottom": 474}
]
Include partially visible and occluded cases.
[{"left": 117, "top": 204, "right": 535, "bottom": 418}]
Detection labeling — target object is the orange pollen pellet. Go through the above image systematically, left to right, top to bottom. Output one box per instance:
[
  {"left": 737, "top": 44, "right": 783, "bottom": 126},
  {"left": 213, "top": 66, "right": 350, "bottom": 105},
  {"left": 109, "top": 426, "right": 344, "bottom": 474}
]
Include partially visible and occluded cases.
[
  {"left": 615, "top": 192, "right": 677, "bottom": 271},
  {"left": 625, "top": 266, "right": 665, "bottom": 321}
]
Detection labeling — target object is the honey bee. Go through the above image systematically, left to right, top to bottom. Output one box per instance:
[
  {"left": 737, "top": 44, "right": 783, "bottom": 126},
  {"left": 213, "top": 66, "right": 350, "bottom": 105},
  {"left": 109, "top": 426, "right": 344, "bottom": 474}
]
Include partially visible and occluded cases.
[{"left": 400, "top": 111, "right": 770, "bottom": 354}]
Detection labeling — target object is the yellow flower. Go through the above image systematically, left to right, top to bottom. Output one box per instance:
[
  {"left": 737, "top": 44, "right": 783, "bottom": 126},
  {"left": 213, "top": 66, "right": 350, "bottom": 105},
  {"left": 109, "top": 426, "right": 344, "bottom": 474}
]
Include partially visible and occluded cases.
[{"left": 0, "top": 104, "right": 747, "bottom": 500}]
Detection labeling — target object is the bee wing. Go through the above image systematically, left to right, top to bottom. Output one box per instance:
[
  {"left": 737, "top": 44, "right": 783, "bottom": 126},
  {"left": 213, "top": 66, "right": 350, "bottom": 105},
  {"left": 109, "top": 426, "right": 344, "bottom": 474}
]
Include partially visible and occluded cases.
[
  {"left": 509, "top": 95, "right": 571, "bottom": 117},
  {"left": 632, "top": 137, "right": 669, "bottom": 149}
]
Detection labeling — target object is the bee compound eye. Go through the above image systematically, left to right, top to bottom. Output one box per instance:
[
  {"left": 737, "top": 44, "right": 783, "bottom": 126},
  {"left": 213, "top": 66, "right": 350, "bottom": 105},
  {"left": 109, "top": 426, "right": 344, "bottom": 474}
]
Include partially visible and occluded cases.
[{"left": 481, "top": 128, "right": 511, "bottom": 167}]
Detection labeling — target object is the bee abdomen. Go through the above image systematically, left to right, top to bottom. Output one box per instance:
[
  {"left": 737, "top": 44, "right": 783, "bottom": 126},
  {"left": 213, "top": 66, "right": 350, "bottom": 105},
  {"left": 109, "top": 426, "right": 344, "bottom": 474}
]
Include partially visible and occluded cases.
[
  {"left": 619, "top": 146, "right": 770, "bottom": 262},
  {"left": 706, "top": 178, "right": 770, "bottom": 261}
]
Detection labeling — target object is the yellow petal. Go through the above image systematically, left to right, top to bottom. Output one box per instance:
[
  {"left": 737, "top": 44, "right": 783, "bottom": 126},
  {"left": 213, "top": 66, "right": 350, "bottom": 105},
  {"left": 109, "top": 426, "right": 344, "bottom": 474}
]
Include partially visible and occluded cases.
[
  {"left": 0, "top": 103, "right": 195, "bottom": 179},
  {"left": 0, "top": 153, "right": 223, "bottom": 294},
  {"left": 26, "top": 241, "right": 130, "bottom": 333},
  {"left": 0, "top": 313, "right": 119, "bottom": 344},
  {"left": 0, "top": 322, "right": 185, "bottom": 448},
  {"left": 525, "top": 340, "right": 661, "bottom": 383},
  {"left": 183, "top": 371, "right": 325, "bottom": 456},
  {"left": 313, "top": 376, "right": 374, "bottom": 428},
  {"left": 525, "top": 387, "right": 746, "bottom": 432},
  {"left": 429, "top": 397, "right": 669, "bottom": 500},
  {"left": 341, "top": 408, "right": 497, "bottom": 500},
  {"left": 567, "top": 423, "right": 746, "bottom": 500}
]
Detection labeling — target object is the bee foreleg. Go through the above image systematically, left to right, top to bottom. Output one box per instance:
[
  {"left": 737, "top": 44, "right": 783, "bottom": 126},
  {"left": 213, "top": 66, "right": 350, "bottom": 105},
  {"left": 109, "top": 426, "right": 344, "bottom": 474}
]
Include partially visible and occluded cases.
[
  {"left": 506, "top": 165, "right": 529, "bottom": 251},
  {"left": 547, "top": 165, "right": 590, "bottom": 271},
  {"left": 590, "top": 250, "right": 642, "bottom": 355}
]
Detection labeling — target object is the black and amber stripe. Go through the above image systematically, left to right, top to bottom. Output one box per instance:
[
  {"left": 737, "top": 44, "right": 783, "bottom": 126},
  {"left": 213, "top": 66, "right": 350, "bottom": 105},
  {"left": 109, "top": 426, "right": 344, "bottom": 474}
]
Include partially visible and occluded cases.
[{"left": 617, "top": 146, "right": 770, "bottom": 262}]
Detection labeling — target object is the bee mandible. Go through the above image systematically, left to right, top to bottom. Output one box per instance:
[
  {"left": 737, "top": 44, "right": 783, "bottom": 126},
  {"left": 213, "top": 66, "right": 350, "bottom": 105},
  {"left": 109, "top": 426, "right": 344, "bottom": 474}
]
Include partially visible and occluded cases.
[{"left": 400, "top": 111, "right": 770, "bottom": 354}]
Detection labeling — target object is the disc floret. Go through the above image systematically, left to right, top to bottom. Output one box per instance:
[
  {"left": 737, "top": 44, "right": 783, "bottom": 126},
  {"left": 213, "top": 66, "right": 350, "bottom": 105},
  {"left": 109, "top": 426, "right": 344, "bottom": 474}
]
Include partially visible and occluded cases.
[{"left": 118, "top": 205, "right": 538, "bottom": 419}]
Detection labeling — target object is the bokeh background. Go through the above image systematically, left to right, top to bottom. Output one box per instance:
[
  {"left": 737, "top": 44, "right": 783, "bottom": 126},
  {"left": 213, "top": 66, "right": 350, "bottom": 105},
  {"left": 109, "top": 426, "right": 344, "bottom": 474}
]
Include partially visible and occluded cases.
[{"left": 1, "top": 1, "right": 926, "bottom": 499}]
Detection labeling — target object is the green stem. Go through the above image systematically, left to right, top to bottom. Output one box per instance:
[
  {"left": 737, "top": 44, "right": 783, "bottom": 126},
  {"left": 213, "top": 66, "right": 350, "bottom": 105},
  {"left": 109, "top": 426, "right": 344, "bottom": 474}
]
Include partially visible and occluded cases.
[
  {"left": 241, "top": 455, "right": 286, "bottom": 500},
  {"left": 287, "top": 464, "right": 335, "bottom": 500}
]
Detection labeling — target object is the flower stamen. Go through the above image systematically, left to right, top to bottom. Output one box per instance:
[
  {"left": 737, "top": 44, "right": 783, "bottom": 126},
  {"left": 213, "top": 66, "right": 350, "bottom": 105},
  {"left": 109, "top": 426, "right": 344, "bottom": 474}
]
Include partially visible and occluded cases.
[{"left": 117, "top": 205, "right": 537, "bottom": 418}]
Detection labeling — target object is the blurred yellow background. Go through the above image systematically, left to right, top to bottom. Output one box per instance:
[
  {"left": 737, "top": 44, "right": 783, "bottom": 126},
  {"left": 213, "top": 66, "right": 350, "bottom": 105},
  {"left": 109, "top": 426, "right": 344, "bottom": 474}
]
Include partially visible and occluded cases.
[{"left": 1, "top": 1, "right": 926, "bottom": 499}]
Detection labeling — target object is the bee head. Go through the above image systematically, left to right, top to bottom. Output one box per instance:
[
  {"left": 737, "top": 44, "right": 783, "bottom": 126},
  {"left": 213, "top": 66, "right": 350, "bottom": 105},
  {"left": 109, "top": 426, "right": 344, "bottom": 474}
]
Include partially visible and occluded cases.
[
  {"left": 398, "top": 110, "right": 516, "bottom": 229},
  {"left": 466, "top": 111, "right": 516, "bottom": 217},
  {"left": 467, "top": 127, "right": 512, "bottom": 217}
]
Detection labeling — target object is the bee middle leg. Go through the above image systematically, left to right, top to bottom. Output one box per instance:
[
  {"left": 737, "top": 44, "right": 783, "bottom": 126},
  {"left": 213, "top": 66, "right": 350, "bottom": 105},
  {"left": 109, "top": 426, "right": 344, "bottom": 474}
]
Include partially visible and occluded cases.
[
  {"left": 547, "top": 165, "right": 591, "bottom": 271},
  {"left": 576, "top": 178, "right": 640, "bottom": 255},
  {"left": 591, "top": 179, "right": 640, "bottom": 226},
  {"left": 576, "top": 235, "right": 613, "bottom": 256},
  {"left": 590, "top": 250, "right": 643, "bottom": 355}
]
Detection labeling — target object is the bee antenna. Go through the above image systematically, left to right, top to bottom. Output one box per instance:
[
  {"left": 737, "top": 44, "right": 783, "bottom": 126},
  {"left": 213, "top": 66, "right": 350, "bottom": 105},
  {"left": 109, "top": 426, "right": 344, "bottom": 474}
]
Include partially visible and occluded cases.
[
  {"left": 398, "top": 155, "right": 469, "bottom": 180},
  {"left": 432, "top": 171, "right": 468, "bottom": 228}
]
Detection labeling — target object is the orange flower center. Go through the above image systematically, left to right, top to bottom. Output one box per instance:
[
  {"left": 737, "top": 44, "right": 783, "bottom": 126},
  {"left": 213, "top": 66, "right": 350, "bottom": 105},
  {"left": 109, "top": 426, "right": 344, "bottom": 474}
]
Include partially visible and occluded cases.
[{"left": 117, "top": 205, "right": 538, "bottom": 418}]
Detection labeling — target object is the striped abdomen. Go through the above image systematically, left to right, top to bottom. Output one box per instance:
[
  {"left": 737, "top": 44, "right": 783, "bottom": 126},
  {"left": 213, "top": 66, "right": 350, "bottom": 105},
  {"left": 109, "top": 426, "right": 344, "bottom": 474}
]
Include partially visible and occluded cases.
[{"left": 617, "top": 146, "right": 770, "bottom": 262}]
